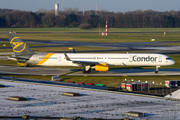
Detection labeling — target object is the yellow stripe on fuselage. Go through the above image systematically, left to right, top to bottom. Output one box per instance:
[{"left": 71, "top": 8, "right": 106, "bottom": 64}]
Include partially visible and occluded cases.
[{"left": 36, "top": 53, "right": 55, "bottom": 65}]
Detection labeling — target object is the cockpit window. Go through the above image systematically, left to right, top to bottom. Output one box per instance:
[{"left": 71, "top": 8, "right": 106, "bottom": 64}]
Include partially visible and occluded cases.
[{"left": 166, "top": 58, "right": 171, "bottom": 60}]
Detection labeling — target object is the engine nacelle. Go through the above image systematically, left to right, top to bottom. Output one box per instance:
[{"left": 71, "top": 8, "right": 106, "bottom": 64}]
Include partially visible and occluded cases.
[{"left": 95, "top": 63, "right": 109, "bottom": 71}]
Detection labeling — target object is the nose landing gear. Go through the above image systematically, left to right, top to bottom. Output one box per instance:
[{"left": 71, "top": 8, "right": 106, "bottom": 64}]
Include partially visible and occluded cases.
[
  {"left": 83, "top": 65, "right": 91, "bottom": 73},
  {"left": 155, "top": 66, "right": 160, "bottom": 73}
]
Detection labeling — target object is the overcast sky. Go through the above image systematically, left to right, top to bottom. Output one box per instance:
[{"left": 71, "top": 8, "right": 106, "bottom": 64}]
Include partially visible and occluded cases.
[{"left": 0, "top": 0, "right": 180, "bottom": 13}]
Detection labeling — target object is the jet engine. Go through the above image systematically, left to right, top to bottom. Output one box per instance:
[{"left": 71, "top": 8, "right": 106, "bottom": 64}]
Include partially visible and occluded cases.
[{"left": 95, "top": 63, "right": 109, "bottom": 71}]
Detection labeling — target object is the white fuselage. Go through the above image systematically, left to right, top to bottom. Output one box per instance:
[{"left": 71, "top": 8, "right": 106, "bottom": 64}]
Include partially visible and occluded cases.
[{"left": 27, "top": 53, "right": 175, "bottom": 67}]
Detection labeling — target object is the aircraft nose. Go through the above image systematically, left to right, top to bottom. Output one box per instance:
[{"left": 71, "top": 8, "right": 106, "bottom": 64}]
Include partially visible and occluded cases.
[{"left": 171, "top": 60, "right": 175, "bottom": 65}]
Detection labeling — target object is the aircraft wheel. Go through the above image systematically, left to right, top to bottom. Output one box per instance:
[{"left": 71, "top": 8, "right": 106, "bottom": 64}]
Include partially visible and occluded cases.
[
  {"left": 83, "top": 67, "right": 91, "bottom": 74},
  {"left": 87, "top": 69, "right": 91, "bottom": 73},
  {"left": 83, "top": 70, "right": 87, "bottom": 73},
  {"left": 155, "top": 71, "right": 158, "bottom": 74}
]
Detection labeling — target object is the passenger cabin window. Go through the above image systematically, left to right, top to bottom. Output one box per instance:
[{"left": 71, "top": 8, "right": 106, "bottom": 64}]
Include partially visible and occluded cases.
[{"left": 166, "top": 58, "right": 171, "bottom": 60}]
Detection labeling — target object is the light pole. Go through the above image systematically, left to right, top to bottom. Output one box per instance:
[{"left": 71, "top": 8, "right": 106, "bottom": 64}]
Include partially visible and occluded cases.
[
  {"left": 131, "top": 79, "right": 134, "bottom": 91},
  {"left": 152, "top": 81, "right": 155, "bottom": 94},
  {"left": 160, "top": 82, "right": 162, "bottom": 95},
  {"left": 156, "top": 83, "right": 158, "bottom": 95},
  {"left": 170, "top": 85, "right": 172, "bottom": 98}
]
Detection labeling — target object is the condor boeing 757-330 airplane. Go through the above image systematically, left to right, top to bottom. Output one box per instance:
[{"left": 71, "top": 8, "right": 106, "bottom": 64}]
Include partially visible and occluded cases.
[{"left": 7, "top": 31, "right": 175, "bottom": 73}]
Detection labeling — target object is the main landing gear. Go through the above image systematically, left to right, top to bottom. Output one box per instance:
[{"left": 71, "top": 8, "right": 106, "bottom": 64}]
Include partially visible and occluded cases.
[
  {"left": 83, "top": 65, "right": 91, "bottom": 73},
  {"left": 155, "top": 66, "right": 160, "bottom": 73}
]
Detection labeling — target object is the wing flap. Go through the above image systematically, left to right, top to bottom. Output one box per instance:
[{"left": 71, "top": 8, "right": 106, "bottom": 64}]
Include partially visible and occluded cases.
[{"left": 72, "top": 60, "right": 99, "bottom": 66}]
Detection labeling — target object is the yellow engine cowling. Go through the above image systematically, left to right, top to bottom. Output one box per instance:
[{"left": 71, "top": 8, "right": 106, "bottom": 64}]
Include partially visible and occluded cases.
[{"left": 95, "top": 63, "right": 109, "bottom": 71}]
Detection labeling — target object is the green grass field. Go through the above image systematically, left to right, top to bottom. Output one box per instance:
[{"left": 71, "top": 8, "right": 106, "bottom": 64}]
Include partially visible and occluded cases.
[
  {"left": 1, "top": 27, "right": 180, "bottom": 32},
  {"left": 1, "top": 28, "right": 180, "bottom": 43},
  {"left": 1, "top": 32, "right": 180, "bottom": 43},
  {"left": 160, "top": 42, "right": 180, "bottom": 46},
  {"left": 31, "top": 46, "right": 108, "bottom": 52},
  {"left": 3, "top": 75, "right": 180, "bottom": 88},
  {"left": 61, "top": 76, "right": 180, "bottom": 88}
]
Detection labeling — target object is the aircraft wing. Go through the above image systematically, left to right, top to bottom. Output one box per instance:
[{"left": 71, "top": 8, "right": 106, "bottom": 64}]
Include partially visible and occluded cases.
[{"left": 64, "top": 53, "right": 103, "bottom": 66}]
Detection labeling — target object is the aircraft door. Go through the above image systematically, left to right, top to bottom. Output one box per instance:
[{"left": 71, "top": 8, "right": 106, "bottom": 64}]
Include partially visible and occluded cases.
[
  {"left": 32, "top": 55, "right": 37, "bottom": 62},
  {"left": 129, "top": 55, "right": 133, "bottom": 62},
  {"left": 58, "top": 56, "right": 61, "bottom": 61},
  {"left": 159, "top": 56, "right": 162, "bottom": 62}
]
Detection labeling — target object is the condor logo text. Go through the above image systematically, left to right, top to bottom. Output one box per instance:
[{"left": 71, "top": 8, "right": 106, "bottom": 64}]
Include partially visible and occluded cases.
[{"left": 133, "top": 55, "right": 157, "bottom": 62}]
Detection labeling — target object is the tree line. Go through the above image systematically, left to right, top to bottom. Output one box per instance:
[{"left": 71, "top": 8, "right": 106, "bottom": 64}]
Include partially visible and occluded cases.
[{"left": 0, "top": 8, "right": 180, "bottom": 28}]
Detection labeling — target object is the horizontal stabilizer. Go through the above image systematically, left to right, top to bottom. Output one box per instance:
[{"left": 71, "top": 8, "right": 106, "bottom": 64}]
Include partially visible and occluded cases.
[{"left": 7, "top": 55, "right": 30, "bottom": 61}]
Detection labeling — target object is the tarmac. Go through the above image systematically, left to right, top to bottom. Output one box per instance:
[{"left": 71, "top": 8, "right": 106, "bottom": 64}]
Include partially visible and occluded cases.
[
  {"left": 0, "top": 65, "right": 180, "bottom": 76},
  {"left": 0, "top": 65, "right": 75, "bottom": 76},
  {"left": 69, "top": 68, "right": 180, "bottom": 76}
]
